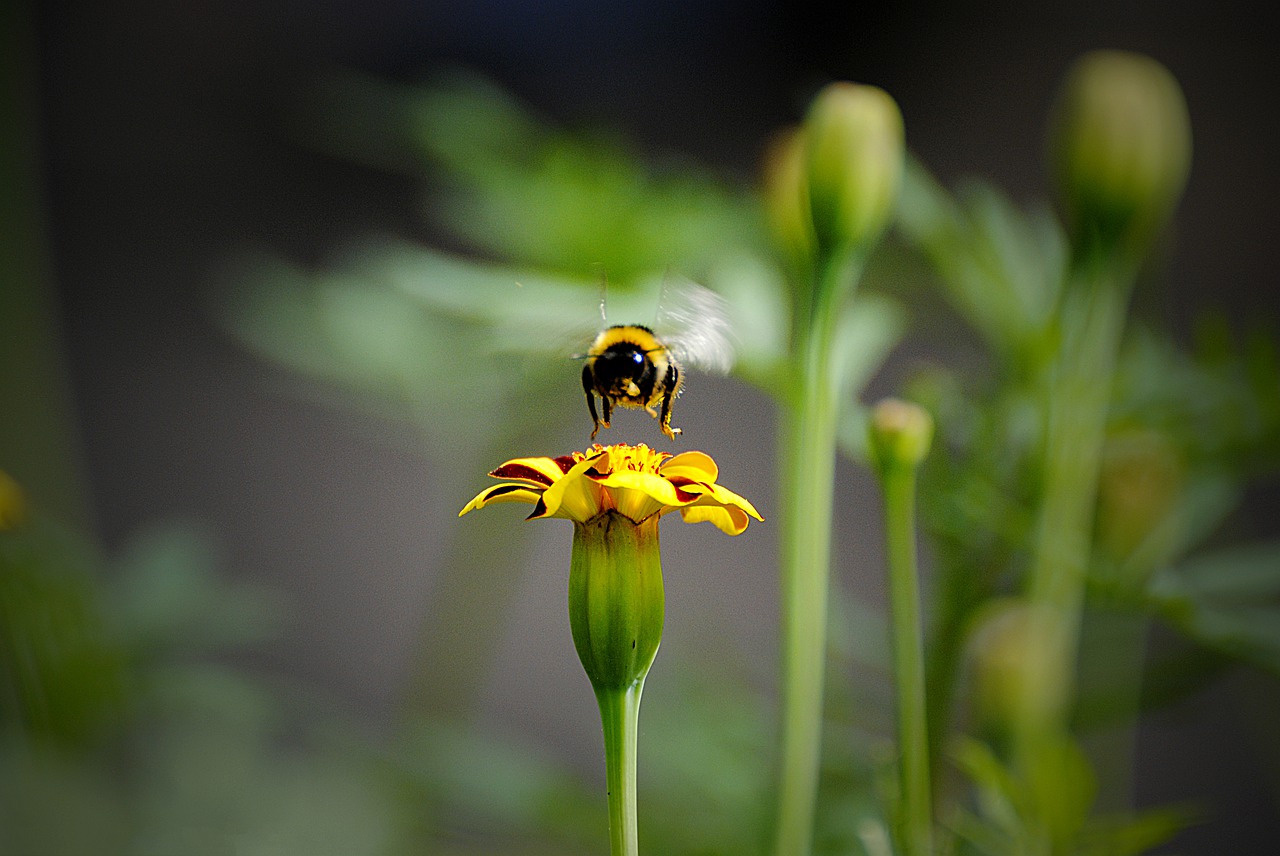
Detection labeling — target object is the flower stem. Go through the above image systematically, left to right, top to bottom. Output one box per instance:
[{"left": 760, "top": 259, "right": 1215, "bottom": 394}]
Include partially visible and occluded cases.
[
  {"left": 1, "top": 2, "right": 94, "bottom": 532},
  {"left": 775, "top": 250, "right": 860, "bottom": 856},
  {"left": 1016, "top": 253, "right": 1134, "bottom": 757},
  {"left": 879, "top": 459, "right": 932, "bottom": 856},
  {"left": 568, "top": 513, "right": 664, "bottom": 856},
  {"left": 596, "top": 683, "right": 644, "bottom": 856}
]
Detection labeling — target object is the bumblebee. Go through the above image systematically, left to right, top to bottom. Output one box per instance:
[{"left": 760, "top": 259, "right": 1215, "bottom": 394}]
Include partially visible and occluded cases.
[
  {"left": 578, "top": 279, "right": 733, "bottom": 441},
  {"left": 581, "top": 325, "right": 683, "bottom": 440}
]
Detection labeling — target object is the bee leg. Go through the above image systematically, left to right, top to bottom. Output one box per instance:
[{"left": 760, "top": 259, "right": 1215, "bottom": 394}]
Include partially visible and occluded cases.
[
  {"left": 658, "top": 363, "right": 682, "bottom": 440},
  {"left": 583, "top": 366, "right": 603, "bottom": 439}
]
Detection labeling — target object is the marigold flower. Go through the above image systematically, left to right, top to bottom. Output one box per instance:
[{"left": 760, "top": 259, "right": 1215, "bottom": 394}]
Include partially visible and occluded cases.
[
  {"left": 458, "top": 443, "right": 760, "bottom": 856},
  {"left": 459, "top": 443, "right": 762, "bottom": 535}
]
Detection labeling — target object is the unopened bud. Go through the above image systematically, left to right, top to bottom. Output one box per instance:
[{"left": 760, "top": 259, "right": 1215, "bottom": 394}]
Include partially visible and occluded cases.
[
  {"left": 1049, "top": 51, "right": 1191, "bottom": 254},
  {"left": 804, "top": 82, "right": 905, "bottom": 254},
  {"left": 762, "top": 127, "right": 817, "bottom": 268},
  {"left": 868, "top": 398, "right": 933, "bottom": 472},
  {"left": 1098, "top": 429, "right": 1182, "bottom": 562},
  {"left": 0, "top": 471, "right": 26, "bottom": 530},
  {"left": 568, "top": 514, "right": 665, "bottom": 691},
  {"left": 967, "top": 599, "right": 1069, "bottom": 735}
]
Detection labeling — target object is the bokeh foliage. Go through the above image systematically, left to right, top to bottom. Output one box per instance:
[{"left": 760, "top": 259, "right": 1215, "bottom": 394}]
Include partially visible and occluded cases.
[{"left": 5, "top": 56, "right": 1278, "bottom": 855}]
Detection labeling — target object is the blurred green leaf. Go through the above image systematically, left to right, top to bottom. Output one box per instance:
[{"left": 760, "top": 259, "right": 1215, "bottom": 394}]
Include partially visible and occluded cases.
[
  {"left": 406, "top": 73, "right": 766, "bottom": 280},
  {"left": 896, "top": 159, "right": 1066, "bottom": 366},
  {"left": 704, "top": 254, "right": 792, "bottom": 390},
  {"left": 834, "top": 294, "right": 907, "bottom": 462},
  {"left": 1113, "top": 323, "right": 1280, "bottom": 475},
  {"left": 0, "top": 516, "right": 126, "bottom": 748},
  {"left": 106, "top": 520, "right": 282, "bottom": 656},
  {"left": 1151, "top": 540, "right": 1280, "bottom": 601},
  {"left": 1149, "top": 541, "right": 1280, "bottom": 674},
  {"left": 637, "top": 661, "right": 779, "bottom": 856},
  {"left": 129, "top": 716, "right": 396, "bottom": 856},
  {"left": 391, "top": 720, "right": 602, "bottom": 847},
  {"left": 951, "top": 734, "right": 1110, "bottom": 856},
  {"left": 950, "top": 737, "right": 1026, "bottom": 848},
  {"left": 0, "top": 742, "right": 130, "bottom": 856},
  {"left": 1077, "top": 805, "right": 1198, "bottom": 856}
]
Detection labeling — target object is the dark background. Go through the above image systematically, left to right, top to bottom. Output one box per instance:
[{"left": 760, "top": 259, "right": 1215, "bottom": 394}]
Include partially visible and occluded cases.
[{"left": 16, "top": 0, "right": 1280, "bottom": 851}]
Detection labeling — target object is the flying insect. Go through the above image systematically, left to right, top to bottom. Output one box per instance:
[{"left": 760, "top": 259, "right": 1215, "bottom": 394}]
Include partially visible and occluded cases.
[{"left": 578, "top": 278, "right": 733, "bottom": 441}]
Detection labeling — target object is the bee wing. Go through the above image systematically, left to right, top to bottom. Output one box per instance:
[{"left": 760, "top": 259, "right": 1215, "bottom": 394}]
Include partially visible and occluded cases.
[
  {"left": 470, "top": 274, "right": 607, "bottom": 360},
  {"left": 653, "top": 275, "right": 736, "bottom": 375}
]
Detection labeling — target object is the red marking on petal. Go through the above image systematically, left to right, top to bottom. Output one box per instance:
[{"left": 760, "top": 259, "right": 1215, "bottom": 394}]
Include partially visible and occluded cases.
[
  {"left": 553, "top": 455, "right": 578, "bottom": 473},
  {"left": 491, "top": 463, "right": 555, "bottom": 486},
  {"left": 666, "top": 476, "right": 703, "bottom": 503},
  {"left": 484, "top": 484, "right": 533, "bottom": 500},
  {"left": 526, "top": 498, "right": 549, "bottom": 519}
]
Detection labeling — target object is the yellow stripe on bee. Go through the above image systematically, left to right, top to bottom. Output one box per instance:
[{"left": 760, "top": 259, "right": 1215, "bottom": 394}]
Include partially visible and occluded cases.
[{"left": 591, "top": 325, "right": 666, "bottom": 356}]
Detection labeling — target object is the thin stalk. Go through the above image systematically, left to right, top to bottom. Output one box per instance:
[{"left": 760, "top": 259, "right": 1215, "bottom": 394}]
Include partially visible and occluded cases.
[
  {"left": 1, "top": 0, "right": 93, "bottom": 530},
  {"left": 775, "top": 251, "right": 860, "bottom": 856},
  {"left": 1016, "top": 254, "right": 1135, "bottom": 759},
  {"left": 881, "top": 461, "right": 932, "bottom": 856},
  {"left": 1079, "top": 608, "right": 1150, "bottom": 811},
  {"left": 596, "top": 683, "right": 644, "bottom": 856}
]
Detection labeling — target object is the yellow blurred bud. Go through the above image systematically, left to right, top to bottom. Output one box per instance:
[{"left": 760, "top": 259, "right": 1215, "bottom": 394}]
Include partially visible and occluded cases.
[
  {"left": 1049, "top": 50, "right": 1192, "bottom": 254},
  {"left": 803, "top": 82, "right": 905, "bottom": 254},
  {"left": 762, "top": 127, "right": 817, "bottom": 268},
  {"left": 868, "top": 398, "right": 933, "bottom": 472},
  {"left": 1098, "top": 428, "right": 1182, "bottom": 562},
  {"left": 0, "top": 470, "right": 26, "bottom": 530},
  {"left": 967, "top": 599, "right": 1069, "bottom": 734}
]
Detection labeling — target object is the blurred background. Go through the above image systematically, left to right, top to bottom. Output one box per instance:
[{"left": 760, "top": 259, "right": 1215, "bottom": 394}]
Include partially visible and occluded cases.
[{"left": 4, "top": 0, "right": 1278, "bottom": 853}]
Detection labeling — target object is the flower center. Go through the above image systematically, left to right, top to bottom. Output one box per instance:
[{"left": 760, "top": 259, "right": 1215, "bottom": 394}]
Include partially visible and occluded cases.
[{"left": 583, "top": 443, "right": 669, "bottom": 476}]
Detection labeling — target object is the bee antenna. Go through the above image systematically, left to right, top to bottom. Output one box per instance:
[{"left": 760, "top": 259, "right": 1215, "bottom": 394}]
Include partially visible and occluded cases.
[
  {"left": 592, "top": 264, "right": 610, "bottom": 325},
  {"left": 655, "top": 267, "right": 672, "bottom": 324}
]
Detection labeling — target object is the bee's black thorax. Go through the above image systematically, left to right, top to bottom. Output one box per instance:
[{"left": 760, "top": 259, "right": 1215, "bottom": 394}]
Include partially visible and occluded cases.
[{"left": 593, "top": 341, "right": 657, "bottom": 401}]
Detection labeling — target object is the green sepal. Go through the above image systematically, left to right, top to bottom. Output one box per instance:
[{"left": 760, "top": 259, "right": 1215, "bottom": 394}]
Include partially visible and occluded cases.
[{"left": 568, "top": 512, "right": 665, "bottom": 691}]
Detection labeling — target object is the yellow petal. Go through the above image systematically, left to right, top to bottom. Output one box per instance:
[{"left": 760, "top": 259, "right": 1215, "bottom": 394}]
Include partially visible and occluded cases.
[
  {"left": 661, "top": 451, "right": 719, "bottom": 483},
  {"left": 536, "top": 453, "right": 607, "bottom": 523},
  {"left": 490, "top": 456, "right": 571, "bottom": 487},
  {"left": 593, "top": 470, "right": 682, "bottom": 521},
  {"left": 702, "top": 483, "right": 764, "bottom": 521},
  {"left": 459, "top": 484, "right": 544, "bottom": 516},
  {"left": 678, "top": 503, "right": 751, "bottom": 535}
]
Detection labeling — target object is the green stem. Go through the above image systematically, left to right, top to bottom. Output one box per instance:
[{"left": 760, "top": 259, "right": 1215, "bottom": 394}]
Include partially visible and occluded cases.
[
  {"left": 0, "top": 0, "right": 93, "bottom": 530},
  {"left": 775, "top": 250, "right": 860, "bottom": 856},
  {"left": 1016, "top": 254, "right": 1134, "bottom": 759},
  {"left": 881, "top": 462, "right": 932, "bottom": 856},
  {"left": 569, "top": 513, "right": 663, "bottom": 856},
  {"left": 1079, "top": 608, "right": 1149, "bottom": 811},
  {"left": 596, "top": 683, "right": 644, "bottom": 856}
]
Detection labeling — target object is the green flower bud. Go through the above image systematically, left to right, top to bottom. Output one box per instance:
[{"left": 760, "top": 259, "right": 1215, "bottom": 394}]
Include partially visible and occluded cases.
[
  {"left": 1049, "top": 50, "right": 1192, "bottom": 255},
  {"left": 803, "top": 82, "right": 905, "bottom": 255},
  {"left": 762, "top": 127, "right": 817, "bottom": 269},
  {"left": 868, "top": 398, "right": 933, "bottom": 473},
  {"left": 1098, "top": 428, "right": 1182, "bottom": 564},
  {"left": 0, "top": 470, "right": 26, "bottom": 530},
  {"left": 568, "top": 512, "right": 665, "bottom": 691},
  {"left": 966, "top": 599, "right": 1069, "bottom": 736}
]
